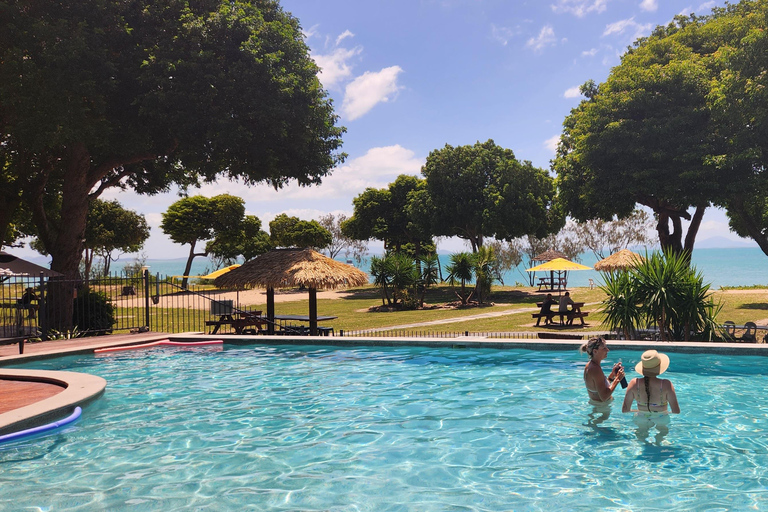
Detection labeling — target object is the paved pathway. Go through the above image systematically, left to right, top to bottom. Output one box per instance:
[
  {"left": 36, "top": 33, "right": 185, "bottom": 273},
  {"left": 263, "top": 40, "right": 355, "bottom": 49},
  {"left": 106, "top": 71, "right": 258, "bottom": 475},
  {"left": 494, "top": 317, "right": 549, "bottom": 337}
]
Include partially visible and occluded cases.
[{"left": 354, "top": 302, "right": 603, "bottom": 333}]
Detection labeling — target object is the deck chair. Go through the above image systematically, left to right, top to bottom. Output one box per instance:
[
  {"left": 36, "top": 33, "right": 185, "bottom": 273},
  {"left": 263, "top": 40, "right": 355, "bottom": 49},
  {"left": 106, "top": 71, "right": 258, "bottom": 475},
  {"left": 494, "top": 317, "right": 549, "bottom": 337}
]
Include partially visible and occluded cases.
[
  {"left": 722, "top": 321, "right": 736, "bottom": 341},
  {"left": 741, "top": 322, "right": 757, "bottom": 342}
]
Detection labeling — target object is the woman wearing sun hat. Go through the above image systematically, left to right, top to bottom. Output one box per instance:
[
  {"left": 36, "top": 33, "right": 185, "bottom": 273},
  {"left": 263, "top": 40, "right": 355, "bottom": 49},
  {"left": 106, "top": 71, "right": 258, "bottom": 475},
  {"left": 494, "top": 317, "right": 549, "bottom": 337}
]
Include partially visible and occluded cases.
[{"left": 622, "top": 350, "right": 680, "bottom": 415}]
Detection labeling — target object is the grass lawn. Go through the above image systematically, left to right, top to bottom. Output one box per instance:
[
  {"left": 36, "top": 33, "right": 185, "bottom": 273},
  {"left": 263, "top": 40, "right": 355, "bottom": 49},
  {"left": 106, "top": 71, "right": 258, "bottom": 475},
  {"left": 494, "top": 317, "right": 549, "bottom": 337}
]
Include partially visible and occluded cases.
[{"left": 257, "top": 283, "right": 767, "bottom": 337}]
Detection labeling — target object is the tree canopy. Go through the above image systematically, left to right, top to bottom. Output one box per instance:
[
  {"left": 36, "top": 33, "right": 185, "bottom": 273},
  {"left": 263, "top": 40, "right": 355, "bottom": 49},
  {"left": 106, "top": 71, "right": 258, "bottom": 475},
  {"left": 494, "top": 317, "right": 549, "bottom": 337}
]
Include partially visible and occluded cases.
[
  {"left": 0, "top": 0, "right": 345, "bottom": 279},
  {"left": 554, "top": 1, "right": 768, "bottom": 257},
  {"left": 422, "top": 140, "right": 560, "bottom": 251},
  {"left": 342, "top": 175, "right": 433, "bottom": 257},
  {"left": 161, "top": 194, "right": 248, "bottom": 287},
  {"left": 83, "top": 199, "right": 151, "bottom": 278},
  {"left": 269, "top": 214, "right": 332, "bottom": 249}
]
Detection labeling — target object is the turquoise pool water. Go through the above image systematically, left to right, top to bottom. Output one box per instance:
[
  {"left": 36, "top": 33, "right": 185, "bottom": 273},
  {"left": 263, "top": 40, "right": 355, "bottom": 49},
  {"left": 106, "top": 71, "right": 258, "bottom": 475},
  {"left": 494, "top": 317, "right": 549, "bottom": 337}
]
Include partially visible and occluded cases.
[{"left": 2, "top": 345, "right": 768, "bottom": 510}]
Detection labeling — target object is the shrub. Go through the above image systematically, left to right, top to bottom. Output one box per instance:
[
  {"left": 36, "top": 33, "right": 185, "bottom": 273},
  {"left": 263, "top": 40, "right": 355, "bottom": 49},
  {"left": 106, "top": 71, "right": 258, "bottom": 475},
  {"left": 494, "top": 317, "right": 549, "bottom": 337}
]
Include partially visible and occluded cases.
[{"left": 72, "top": 290, "right": 115, "bottom": 336}]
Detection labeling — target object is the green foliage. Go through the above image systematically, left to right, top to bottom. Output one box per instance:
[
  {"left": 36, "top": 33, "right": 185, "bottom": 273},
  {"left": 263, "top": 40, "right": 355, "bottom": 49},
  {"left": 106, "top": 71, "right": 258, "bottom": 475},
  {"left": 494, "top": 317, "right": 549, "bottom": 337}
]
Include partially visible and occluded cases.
[
  {"left": 0, "top": 0, "right": 345, "bottom": 278},
  {"left": 423, "top": 140, "right": 560, "bottom": 251},
  {"left": 343, "top": 175, "right": 433, "bottom": 256},
  {"left": 162, "top": 194, "right": 266, "bottom": 285},
  {"left": 83, "top": 199, "right": 150, "bottom": 277},
  {"left": 269, "top": 214, "right": 332, "bottom": 249},
  {"left": 206, "top": 215, "right": 271, "bottom": 266},
  {"left": 599, "top": 251, "right": 722, "bottom": 341},
  {"left": 368, "top": 252, "right": 436, "bottom": 309},
  {"left": 446, "top": 252, "right": 475, "bottom": 305},
  {"left": 599, "top": 271, "right": 643, "bottom": 340},
  {"left": 72, "top": 290, "right": 115, "bottom": 336}
]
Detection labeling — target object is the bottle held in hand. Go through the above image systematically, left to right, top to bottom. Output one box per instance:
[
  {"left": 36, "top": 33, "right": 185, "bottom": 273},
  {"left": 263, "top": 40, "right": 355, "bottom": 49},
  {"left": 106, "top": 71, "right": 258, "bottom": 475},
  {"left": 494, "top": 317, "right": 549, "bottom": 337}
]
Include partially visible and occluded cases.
[{"left": 618, "top": 359, "right": 628, "bottom": 389}]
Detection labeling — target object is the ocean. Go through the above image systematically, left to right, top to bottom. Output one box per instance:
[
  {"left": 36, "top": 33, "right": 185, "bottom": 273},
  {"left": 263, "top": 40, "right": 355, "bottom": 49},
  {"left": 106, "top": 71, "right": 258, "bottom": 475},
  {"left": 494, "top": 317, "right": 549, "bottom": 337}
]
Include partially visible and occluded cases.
[{"left": 122, "top": 247, "right": 768, "bottom": 290}]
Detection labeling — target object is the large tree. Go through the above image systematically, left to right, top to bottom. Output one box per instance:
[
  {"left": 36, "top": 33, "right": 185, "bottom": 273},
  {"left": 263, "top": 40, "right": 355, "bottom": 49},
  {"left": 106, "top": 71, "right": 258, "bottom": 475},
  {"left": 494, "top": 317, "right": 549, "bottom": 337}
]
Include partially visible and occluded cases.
[
  {"left": 0, "top": 0, "right": 345, "bottom": 282},
  {"left": 707, "top": 0, "right": 768, "bottom": 256},
  {"left": 552, "top": 9, "right": 768, "bottom": 257},
  {"left": 422, "top": 140, "right": 559, "bottom": 251},
  {"left": 342, "top": 175, "right": 434, "bottom": 257},
  {"left": 161, "top": 194, "right": 247, "bottom": 288},
  {"left": 83, "top": 200, "right": 150, "bottom": 278},
  {"left": 269, "top": 214, "right": 332, "bottom": 249},
  {"left": 205, "top": 215, "right": 271, "bottom": 267}
]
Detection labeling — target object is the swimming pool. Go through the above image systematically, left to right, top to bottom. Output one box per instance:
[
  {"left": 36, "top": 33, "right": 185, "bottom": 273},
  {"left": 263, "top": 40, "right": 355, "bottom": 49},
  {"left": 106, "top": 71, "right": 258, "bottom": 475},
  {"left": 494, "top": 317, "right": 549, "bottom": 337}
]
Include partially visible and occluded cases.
[{"left": 2, "top": 344, "right": 768, "bottom": 510}]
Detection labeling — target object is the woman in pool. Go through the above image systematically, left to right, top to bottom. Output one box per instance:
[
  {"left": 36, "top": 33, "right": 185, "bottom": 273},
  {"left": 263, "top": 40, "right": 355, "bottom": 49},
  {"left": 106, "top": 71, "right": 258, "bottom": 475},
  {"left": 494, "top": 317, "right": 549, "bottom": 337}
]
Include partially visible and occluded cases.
[
  {"left": 580, "top": 337, "right": 625, "bottom": 403},
  {"left": 622, "top": 349, "right": 680, "bottom": 414},
  {"left": 622, "top": 349, "right": 680, "bottom": 443}
]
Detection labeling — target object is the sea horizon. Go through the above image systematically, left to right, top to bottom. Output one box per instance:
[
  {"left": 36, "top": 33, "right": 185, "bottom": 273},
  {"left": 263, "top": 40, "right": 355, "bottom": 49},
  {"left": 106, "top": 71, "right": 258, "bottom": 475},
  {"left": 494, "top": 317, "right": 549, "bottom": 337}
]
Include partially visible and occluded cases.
[{"left": 122, "top": 246, "right": 768, "bottom": 290}]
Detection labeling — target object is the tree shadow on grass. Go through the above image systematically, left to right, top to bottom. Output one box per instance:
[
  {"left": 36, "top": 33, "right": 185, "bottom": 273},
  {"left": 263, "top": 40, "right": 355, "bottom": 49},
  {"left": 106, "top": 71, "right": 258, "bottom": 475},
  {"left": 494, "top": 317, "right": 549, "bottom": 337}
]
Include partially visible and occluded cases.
[{"left": 738, "top": 303, "right": 768, "bottom": 310}]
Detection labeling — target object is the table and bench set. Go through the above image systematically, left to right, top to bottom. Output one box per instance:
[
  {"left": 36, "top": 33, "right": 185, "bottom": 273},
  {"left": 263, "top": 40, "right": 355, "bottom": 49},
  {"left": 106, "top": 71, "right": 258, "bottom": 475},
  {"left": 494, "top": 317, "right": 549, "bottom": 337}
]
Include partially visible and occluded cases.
[
  {"left": 204, "top": 300, "right": 337, "bottom": 336},
  {"left": 531, "top": 301, "right": 589, "bottom": 327}
]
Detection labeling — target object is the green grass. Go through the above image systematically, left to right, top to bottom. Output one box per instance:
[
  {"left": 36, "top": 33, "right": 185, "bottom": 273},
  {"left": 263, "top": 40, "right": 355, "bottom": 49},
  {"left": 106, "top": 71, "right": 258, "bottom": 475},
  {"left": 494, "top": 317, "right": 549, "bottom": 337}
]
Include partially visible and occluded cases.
[{"left": 107, "top": 283, "right": 766, "bottom": 337}]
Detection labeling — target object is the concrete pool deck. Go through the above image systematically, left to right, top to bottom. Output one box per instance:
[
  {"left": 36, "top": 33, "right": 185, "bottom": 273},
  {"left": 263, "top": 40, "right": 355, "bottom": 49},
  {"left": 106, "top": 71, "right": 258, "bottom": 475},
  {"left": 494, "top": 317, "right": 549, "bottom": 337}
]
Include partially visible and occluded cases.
[{"left": 1, "top": 331, "right": 768, "bottom": 439}]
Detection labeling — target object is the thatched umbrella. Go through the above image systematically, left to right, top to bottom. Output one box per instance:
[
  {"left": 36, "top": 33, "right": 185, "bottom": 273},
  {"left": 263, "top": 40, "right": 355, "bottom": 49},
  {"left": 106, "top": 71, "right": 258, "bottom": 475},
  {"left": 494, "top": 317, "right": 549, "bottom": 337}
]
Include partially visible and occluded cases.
[
  {"left": 214, "top": 248, "right": 368, "bottom": 335},
  {"left": 532, "top": 249, "right": 568, "bottom": 262},
  {"left": 594, "top": 249, "right": 644, "bottom": 272}
]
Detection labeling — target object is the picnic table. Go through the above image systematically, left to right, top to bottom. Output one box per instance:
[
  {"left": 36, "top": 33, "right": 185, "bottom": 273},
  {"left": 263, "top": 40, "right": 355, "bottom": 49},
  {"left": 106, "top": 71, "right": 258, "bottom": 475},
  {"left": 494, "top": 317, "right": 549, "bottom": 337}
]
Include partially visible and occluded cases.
[
  {"left": 536, "top": 276, "right": 567, "bottom": 291},
  {"left": 532, "top": 302, "right": 589, "bottom": 326},
  {"left": 205, "top": 311, "right": 267, "bottom": 335},
  {"left": 274, "top": 315, "right": 338, "bottom": 336}
]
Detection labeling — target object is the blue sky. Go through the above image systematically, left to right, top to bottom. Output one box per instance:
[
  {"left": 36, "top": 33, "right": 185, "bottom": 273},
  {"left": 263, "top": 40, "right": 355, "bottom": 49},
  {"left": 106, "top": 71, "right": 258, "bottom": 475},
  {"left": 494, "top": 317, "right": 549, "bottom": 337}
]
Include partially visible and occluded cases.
[{"left": 25, "top": 0, "right": 751, "bottom": 261}]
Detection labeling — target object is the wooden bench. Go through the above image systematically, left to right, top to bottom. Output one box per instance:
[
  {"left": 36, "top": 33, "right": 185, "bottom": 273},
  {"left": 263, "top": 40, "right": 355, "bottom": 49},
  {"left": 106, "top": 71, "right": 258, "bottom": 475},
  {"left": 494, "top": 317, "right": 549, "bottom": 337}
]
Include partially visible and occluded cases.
[
  {"left": 532, "top": 311, "right": 589, "bottom": 326},
  {"left": 565, "top": 311, "right": 589, "bottom": 326},
  {"left": 532, "top": 312, "right": 558, "bottom": 326},
  {"left": 0, "top": 336, "right": 27, "bottom": 354}
]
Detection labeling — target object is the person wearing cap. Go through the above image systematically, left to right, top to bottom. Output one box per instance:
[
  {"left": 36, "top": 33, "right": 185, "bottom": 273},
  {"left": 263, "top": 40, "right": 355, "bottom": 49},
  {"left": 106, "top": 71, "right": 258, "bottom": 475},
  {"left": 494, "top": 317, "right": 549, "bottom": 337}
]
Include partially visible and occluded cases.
[
  {"left": 580, "top": 336, "right": 625, "bottom": 403},
  {"left": 622, "top": 350, "right": 680, "bottom": 414}
]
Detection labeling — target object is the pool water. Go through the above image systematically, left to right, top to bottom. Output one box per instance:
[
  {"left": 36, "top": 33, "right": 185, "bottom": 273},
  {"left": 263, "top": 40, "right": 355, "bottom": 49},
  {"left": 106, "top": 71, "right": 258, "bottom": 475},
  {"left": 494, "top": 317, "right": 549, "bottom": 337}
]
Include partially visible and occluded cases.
[{"left": 2, "top": 345, "right": 768, "bottom": 511}]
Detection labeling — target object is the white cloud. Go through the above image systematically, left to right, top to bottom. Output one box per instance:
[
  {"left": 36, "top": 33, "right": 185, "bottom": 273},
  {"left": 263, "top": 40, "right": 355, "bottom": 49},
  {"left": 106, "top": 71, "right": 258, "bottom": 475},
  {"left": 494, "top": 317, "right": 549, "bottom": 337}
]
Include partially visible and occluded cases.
[
  {"left": 551, "top": 0, "right": 609, "bottom": 17},
  {"left": 639, "top": 0, "right": 658, "bottom": 12},
  {"left": 697, "top": 1, "right": 716, "bottom": 12},
  {"left": 603, "top": 18, "right": 652, "bottom": 40},
  {"left": 491, "top": 24, "right": 519, "bottom": 46},
  {"left": 526, "top": 25, "right": 557, "bottom": 51},
  {"left": 335, "top": 30, "right": 354, "bottom": 46},
  {"left": 312, "top": 46, "right": 363, "bottom": 89},
  {"left": 582, "top": 47, "right": 599, "bottom": 57},
  {"left": 342, "top": 66, "right": 404, "bottom": 120},
  {"left": 564, "top": 86, "right": 581, "bottom": 98},
  {"left": 545, "top": 135, "right": 561, "bottom": 152},
  {"left": 196, "top": 145, "right": 424, "bottom": 205}
]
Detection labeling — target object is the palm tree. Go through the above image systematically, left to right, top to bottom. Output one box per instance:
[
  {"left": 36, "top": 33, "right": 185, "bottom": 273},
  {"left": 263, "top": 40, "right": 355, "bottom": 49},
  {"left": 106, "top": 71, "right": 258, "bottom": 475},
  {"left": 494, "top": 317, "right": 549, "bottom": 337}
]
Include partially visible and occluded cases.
[
  {"left": 446, "top": 252, "right": 475, "bottom": 305},
  {"left": 417, "top": 253, "right": 440, "bottom": 306},
  {"left": 599, "top": 271, "right": 642, "bottom": 339}
]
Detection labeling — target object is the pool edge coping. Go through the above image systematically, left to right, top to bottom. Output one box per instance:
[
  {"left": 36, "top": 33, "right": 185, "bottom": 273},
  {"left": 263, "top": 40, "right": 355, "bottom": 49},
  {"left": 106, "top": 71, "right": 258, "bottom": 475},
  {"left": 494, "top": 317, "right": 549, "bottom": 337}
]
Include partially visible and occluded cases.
[{"left": 0, "top": 369, "right": 106, "bottom": 436}]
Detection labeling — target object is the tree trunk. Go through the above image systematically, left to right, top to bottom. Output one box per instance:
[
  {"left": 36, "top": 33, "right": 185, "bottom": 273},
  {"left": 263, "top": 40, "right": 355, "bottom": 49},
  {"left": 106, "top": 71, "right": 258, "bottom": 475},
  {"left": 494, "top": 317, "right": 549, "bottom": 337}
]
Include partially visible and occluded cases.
[
  {"left": 44, "top": 144, "right": 92, "bottom": 332},
  {"left": 181, "top": 242, "right": 204, "bottom": 289}
]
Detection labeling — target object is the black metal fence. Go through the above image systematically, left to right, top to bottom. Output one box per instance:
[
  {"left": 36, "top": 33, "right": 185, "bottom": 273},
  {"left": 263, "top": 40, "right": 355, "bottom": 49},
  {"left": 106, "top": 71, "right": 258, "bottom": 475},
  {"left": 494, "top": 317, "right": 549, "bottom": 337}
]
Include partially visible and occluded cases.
[
  {"left": 0, "top": 271, "right": 247, "bottom": 339},
  {"left": 0, "top": 271, "right": 593, "bottom": 341}
]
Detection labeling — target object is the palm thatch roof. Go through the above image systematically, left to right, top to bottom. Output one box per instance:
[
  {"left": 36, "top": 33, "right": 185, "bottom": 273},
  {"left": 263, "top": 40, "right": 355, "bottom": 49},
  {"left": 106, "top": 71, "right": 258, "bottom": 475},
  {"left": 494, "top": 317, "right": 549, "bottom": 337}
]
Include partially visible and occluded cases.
[
  {"left": 214, "top": 248, "right": 368, "bottom": 290},
  {"left": 532, "top": 249, "right": 568, "bottom": 262},
  {"left": 594, "top": 249, "right": 644, "bottom": 272}
]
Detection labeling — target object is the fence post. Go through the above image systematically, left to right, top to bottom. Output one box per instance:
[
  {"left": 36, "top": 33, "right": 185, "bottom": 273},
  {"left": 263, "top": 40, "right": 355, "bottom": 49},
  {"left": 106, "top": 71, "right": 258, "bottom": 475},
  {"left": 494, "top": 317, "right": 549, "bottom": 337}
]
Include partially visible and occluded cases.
[
  {"left": 144, "top": 269, "right": 150, "bottom": 330},
  {"left": 39, "top": 272, "right": 47, "bottom": 340}
]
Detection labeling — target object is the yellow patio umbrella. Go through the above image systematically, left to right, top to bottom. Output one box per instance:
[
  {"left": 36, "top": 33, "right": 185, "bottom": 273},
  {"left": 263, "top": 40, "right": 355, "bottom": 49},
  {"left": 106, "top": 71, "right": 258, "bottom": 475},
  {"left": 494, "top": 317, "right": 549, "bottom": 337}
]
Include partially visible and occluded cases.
[
  {"left": 526, "top": 258, "right": 592, "bottom": 293},
  {"left": 526, "top": 258, "right": 592, "bottom": 272},
  {"left": 198, "top": 264, "right": 241, "bottom": 280}
]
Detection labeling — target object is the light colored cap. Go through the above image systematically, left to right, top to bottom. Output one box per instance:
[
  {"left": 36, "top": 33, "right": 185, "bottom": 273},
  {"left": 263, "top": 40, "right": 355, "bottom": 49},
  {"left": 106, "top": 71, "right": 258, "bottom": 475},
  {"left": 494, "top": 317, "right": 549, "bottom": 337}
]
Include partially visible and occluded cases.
[{"left": 635, "top": 349, "right": 670, "bottom": 376}]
